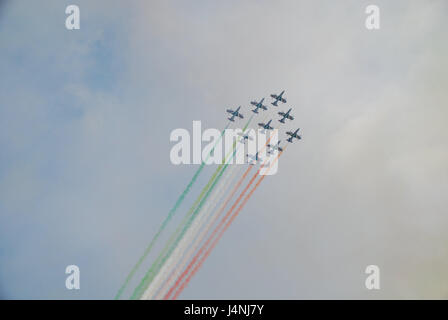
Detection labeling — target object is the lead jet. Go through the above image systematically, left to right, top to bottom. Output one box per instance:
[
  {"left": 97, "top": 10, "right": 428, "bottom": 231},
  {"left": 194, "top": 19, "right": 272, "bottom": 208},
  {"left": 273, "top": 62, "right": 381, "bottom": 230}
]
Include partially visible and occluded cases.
[
  {"left": 270, "top": 90, "right": 286, "bottom": 106},
  {"left": 250, "top": 98, "right": 268, "bottom": 114},
  {"left": 226, "top": 106, "right": 244, "bottom": 122},
  {"left": 278, "top": 108, "right": 294, "bottom": 123},
  {"left": 258, "top": 119, "right": 274, "bottom": 131},
  {"left": 286, "top": 128, "right": 301, "bottom": 143},
  {"left": 267, "top": 141, "right": 283, "bottom": 154}
]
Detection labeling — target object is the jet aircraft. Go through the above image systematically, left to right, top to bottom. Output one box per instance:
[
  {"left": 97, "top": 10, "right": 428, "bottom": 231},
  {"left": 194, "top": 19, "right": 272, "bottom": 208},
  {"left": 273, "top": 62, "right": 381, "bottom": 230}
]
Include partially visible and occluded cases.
[
  {"left": 270, "top": 90, "right": 286, "bottom": 106},
  {"left": 250, "top": 98, "right": 268, "bottom": 113},
  {"left": 226, "top": 106, "right": 244, "bottom": 122},
  {"left": 278, "top": 108, "right": 294, "bottom": 123},
  {"left": 258, "top": 119, "right": 274, "bottom": 131},
  {"left": 286, "top": 128, "right": 301, "bottom": 143}
]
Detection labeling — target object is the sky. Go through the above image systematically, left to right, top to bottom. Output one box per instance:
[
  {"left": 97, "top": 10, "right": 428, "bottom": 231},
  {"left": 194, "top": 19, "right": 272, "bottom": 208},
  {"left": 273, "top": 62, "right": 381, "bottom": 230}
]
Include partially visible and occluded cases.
[{"left": 0, "top": 0, "right": 447, "bottom": 299}]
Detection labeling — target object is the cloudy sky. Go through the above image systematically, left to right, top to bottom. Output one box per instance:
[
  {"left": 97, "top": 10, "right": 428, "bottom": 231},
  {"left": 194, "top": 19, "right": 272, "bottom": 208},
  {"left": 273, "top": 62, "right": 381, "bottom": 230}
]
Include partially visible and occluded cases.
[{"left": 0, "top": 0, "right": 447, "bottom": 299}]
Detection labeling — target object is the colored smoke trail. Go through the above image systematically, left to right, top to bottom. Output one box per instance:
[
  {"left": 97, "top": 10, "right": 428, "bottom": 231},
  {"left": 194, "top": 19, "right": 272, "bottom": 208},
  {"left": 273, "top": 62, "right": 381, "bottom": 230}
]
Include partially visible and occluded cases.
[
  {"left": 131, "top": 116, "right": 254, "bottom": 299},
  {"left": 114, "top": 122, "right": 230, "bottom": 299},
  {"left": 161, "top": 131, "right": 273, "bottom": 299},
  {"left": 163, "top": 148, "right": 286, "bottom": 299},
  {"left": 171, "top": 149, "right": 284, "bottom": 299}
]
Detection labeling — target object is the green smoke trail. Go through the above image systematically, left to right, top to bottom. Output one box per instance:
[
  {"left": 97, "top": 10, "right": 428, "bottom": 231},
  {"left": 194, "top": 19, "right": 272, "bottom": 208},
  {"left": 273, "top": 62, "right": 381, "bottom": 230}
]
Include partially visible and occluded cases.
[
  {"left": 131, "top": 116, "right": 253, "bottom": 299},
  {"left": 114, "top": 122, "right": 230, "bottom": 300}
]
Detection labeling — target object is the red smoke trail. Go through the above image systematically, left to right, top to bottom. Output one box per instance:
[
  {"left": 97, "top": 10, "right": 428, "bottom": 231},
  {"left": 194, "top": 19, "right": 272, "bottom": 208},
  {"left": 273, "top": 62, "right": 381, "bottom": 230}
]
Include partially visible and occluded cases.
[{"left": 171, "top": 150, "right": 283, "bottom": 299}]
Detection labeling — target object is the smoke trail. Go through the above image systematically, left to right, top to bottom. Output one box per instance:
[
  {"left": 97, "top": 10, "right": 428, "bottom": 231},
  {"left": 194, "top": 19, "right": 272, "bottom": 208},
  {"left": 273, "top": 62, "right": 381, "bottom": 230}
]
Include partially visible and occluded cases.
[
  {"left": 131, "top": 116, "right": 254, "bottom": 299},
  {"left": 114, "top": 122, "right": 231, "bottom": 299},
  {"left": 163, "top": 137, "right": 275, "bottom": 299},
  {"left": 171, "top": 149, "right": 285, "bottom": 299},
  {"left": 142, "top": 162, "right": 243, "bottom": 300},
  {"left": 154, "top": 164, "right": 249, "bottom": 299}
]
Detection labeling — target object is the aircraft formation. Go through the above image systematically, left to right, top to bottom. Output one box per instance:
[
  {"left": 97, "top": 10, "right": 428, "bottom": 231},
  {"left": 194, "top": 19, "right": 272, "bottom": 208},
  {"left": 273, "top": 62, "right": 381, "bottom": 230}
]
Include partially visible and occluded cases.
[
  {"left": 116, "top": 90, "right": 302, "bottom": 301},
  {"left": 226, "top": 90, "right": 301, "bottom": 163}
]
